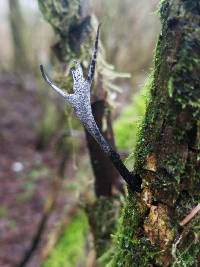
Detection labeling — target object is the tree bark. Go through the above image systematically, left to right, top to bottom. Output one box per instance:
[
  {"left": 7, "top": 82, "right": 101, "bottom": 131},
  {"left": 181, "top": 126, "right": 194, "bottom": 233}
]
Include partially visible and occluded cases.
[
  {"left": 109, "top": 0, "right": 200, "bottom": 266},
  {"left": 85, "top": 100, "right": 120, "bottom": 197}
]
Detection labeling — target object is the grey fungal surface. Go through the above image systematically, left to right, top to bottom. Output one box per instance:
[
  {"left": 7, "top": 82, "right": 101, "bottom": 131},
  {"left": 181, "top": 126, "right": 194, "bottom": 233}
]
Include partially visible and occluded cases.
[{"left": 40, "top": 26, "right": 141, "bottom": 192}]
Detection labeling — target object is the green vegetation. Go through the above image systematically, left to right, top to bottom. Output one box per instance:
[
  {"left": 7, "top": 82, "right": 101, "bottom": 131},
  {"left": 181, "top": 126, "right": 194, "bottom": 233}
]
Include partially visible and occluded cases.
[
  {"left": 114, "top": 76, "right": 153, "bottom": 153},
  {"left": 114, "top": 88, "right": 146, "bottom": 151},
  {"left": 106, "top": 192, "right": 159, "bottom": 267},
  {"left": 86, "top": 196, "right": 122, "bottom": 258},
  {"left": 42, "top": 211, "right": 89, "bottom": 267}
]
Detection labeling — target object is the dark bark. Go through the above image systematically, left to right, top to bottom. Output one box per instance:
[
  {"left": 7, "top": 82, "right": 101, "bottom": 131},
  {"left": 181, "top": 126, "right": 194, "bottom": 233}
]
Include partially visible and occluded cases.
[
  {"left": 109, "top": 0, "right": 200, "bottom": 266},
  {"left": 85, "top": 100, "right": 122, "bottom": 197}
]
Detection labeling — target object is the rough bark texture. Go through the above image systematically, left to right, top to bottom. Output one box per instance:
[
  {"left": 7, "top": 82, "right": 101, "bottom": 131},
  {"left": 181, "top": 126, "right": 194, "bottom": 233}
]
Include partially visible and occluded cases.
[
  {"left": 38, "top": 0, "right": 122, "bottom": 258},
  {"left": 108, "top": 0, "right": 200, "bottom": 266}
]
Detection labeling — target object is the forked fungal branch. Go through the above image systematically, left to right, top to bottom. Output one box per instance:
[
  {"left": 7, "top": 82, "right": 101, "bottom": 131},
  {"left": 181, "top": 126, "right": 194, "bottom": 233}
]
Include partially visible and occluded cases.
[{"left": 40, "top": 25, "right": 141, "bottom": 192}]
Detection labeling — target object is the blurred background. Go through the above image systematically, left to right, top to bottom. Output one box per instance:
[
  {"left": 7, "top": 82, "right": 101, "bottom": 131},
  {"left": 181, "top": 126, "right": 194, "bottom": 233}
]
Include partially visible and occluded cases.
[{"left": 0, "top": 1, "right": 159, "bottom": 266}]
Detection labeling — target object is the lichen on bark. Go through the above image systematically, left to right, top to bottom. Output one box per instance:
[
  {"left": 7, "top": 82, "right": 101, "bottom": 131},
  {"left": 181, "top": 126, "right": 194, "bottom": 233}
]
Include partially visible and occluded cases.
[
  {"left": 38, "top": 0, "right": 94, "bottom": 64},
  {"left": 108, "top": 0, "right": 200, "bottom": 266}
]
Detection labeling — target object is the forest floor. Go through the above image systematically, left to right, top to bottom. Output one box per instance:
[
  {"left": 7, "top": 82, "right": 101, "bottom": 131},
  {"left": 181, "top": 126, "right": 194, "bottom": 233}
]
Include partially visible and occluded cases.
[{"left": 0, "top": 73, "right": 88, "bottom": 267}]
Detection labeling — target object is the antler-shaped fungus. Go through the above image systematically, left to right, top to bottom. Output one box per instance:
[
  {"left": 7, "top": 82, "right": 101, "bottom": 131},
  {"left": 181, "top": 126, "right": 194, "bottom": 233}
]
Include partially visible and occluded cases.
[{"left": 40, "top": 25, "right": 141, "bottom": 192}]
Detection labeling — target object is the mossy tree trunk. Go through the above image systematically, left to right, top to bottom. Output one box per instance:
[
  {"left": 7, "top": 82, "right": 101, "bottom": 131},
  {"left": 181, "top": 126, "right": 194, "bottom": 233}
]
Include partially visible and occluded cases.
[
  {"left": 38, "top": 0, "right": 122, "bottom": 258},
  {"left": 109, "top": 0, "right": 200, "bottom": 266}
]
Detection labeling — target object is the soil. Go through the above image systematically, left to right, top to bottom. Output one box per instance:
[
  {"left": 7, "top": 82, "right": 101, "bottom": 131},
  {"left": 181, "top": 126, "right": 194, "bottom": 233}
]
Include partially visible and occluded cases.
[{"left": 0, "top": 73, "right": 83, "bottom": 267}]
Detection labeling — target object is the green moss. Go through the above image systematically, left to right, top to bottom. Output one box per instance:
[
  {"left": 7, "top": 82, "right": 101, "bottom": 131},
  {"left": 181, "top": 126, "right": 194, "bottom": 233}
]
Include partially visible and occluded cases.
[
  {"left": 38, "top": 0, "right": 81, "bottom": 35},
  {"left": 38, "top": 0, "right": 93, "bottom": 64},
  {"left": 107, "top": 0, "right": 200, "bottom": 266},
  {"left": 134, "top": 0, "right": 200, "bottom": 195},
  {"left": 159, "top": 0, "right": 200, "bottom": 116},
  {"left": 114, "top": 76, "right": 153, "bottom": 154},
  {"left": 133, "top": 81, "right": 156, "bottom": 174},
  {"left": 114, "top": 89, "right": 146, "bottom": 152},
  {"left": 107, "top": 192, "right": 160, "bottom": 267},
  {"left": 86, "top": 196, "right": 122, "bottom": 258},
  {"left": 42, "top": 210, "right": 88, "bottom": 267},
  {"left": 171, "top": 228, "right": 200, "bottom": 267},
  {"left": 97, "top": 247, "right": 115, "bottom": 267}
]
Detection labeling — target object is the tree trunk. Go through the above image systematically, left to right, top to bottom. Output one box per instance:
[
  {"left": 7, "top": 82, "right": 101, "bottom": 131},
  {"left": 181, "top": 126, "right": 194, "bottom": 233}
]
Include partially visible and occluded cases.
[
  {"left": 8, "top": 0, "right": 29, "bottom": 71},
  {"left": 38, "top": 0, "right": 122, "bottom": 258},
  {"left": 109, "top": 0, "right": 200, "bottom": 266}
]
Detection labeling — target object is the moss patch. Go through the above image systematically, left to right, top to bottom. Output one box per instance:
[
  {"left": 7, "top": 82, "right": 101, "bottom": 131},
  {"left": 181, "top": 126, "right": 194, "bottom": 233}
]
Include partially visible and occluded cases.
[
  {"left": 114, "top": 76, "right": 152, "bottom": 153},
  {"left": 114, "top": 90, "right": 145, "bottom": 152},
  {"left": 107, "top": 192, "right": 160, "bottom": 267},
  {"left": 86, "top": 196, "right": 122, "bottom": 258},
  {"left": 42, "top": 210, "right": 88, "bottom": 267}
]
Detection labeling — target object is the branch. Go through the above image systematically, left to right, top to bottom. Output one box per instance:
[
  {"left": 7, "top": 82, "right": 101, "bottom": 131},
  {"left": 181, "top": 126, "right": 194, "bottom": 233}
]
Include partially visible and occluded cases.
[{"left": 180, "top": 203, "right": 200, "bottom": 226}]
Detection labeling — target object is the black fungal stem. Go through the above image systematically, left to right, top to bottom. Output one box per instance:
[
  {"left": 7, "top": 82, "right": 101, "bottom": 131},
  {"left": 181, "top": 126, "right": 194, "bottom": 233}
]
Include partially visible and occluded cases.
[{"left": 40, "top": 26, "right": 141, "bottom": 193}]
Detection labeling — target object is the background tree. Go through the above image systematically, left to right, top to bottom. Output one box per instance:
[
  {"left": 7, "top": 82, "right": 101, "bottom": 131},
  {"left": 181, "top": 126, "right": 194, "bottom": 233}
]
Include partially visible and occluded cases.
[
  {"left": 8, "top": 0, "right": 29, "bottom": 72},
  {"left": 38, "top": 0, "right": 127, "bottom": 258},
  {"left": 108, "top": 0, "right": 200, "bottom": 266}
]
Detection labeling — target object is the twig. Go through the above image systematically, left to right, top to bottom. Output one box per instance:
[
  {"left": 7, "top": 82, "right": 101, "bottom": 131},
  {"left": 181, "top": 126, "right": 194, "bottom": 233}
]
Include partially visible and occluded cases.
[
  {"left": 40, "top": 26, "right": 141, "bottom": 192},
  {"left": 180, "top": 203, "right": 200, "bottom": 226},
  {"left": 171, "top": 234, "right": 183, "bottom": 261}
]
